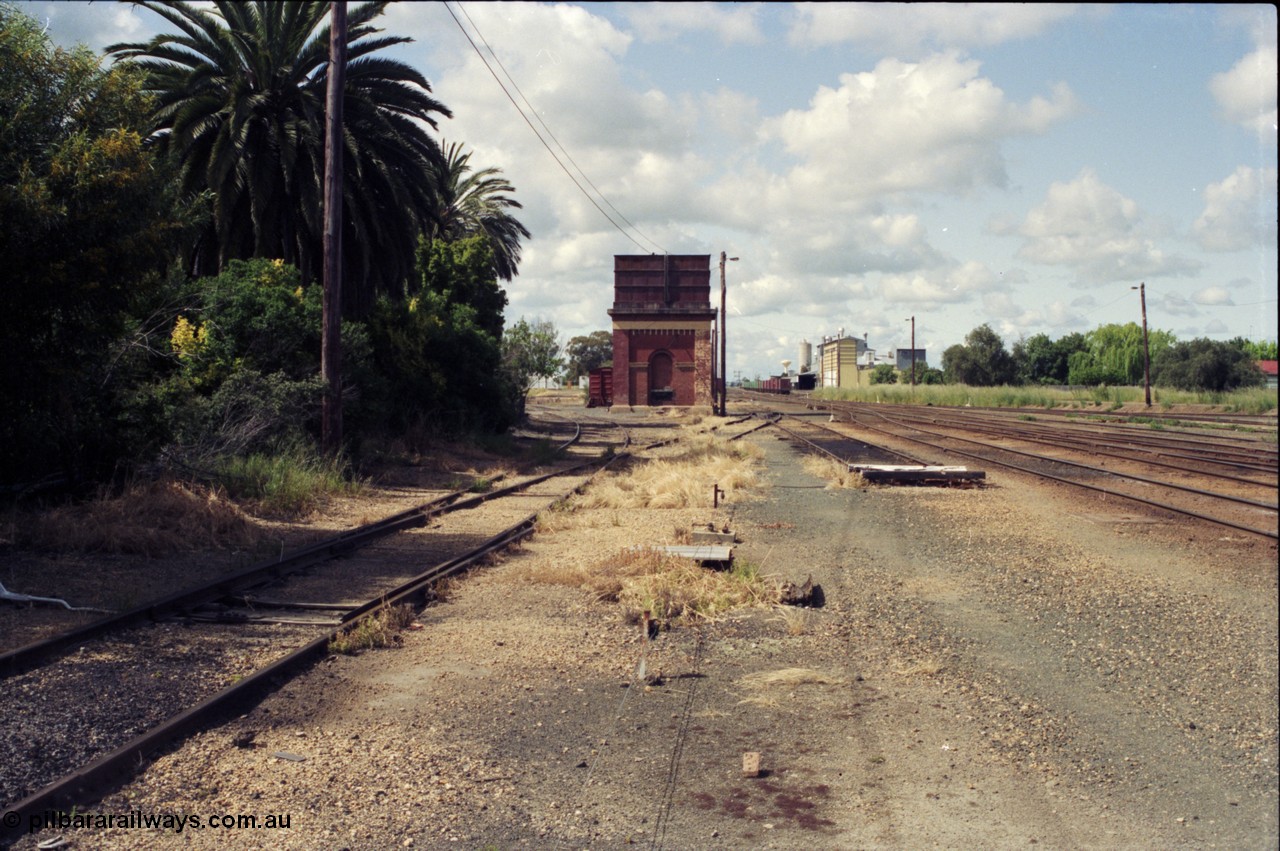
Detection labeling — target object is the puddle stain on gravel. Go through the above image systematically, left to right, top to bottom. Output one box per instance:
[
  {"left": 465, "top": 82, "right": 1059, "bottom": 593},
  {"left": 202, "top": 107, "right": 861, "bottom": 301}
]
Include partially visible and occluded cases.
[{"left": 692, "top": 776, "right": 837, "bottom": 831}]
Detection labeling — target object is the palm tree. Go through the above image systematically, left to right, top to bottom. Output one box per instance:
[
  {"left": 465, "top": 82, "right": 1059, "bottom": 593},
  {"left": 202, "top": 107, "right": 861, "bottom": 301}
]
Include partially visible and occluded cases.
[
  {"left": 108, "top": 0, "right": 451, "bottom": 313},
  {"left": 426, "top": 141, "right": 531, "bottom": 282}
]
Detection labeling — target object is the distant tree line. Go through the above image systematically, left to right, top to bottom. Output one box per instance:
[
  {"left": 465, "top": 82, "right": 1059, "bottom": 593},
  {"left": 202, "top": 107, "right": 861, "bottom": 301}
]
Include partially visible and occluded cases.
[
  {"left": 0, "top": 2, "right": 557, "bottom": 488},
  {"left": 935, "top": 324, "right": 1268, "bottom": 393}
]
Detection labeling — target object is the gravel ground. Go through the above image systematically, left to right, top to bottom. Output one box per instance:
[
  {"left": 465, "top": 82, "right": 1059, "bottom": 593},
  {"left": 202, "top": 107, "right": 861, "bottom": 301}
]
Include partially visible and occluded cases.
[{"left": 6, "top": 413, "right": 1277, "bottom": 849}]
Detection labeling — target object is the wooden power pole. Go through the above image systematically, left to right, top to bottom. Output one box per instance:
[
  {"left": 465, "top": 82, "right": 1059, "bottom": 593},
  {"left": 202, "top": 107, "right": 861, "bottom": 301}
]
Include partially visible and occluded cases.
[{"left": 321, "top": 1, "right": 346, "bottom": 452}]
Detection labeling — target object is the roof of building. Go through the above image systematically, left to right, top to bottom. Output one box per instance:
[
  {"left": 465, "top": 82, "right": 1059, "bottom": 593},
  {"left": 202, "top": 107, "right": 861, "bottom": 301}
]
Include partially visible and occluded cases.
[{"left": 1258, "top": 360, "right": 1279, "bottom": 376}]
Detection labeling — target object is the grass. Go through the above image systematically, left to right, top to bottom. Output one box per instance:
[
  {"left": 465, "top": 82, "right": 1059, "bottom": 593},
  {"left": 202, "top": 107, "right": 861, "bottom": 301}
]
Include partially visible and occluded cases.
[
  {"left": 813, "top": 383, "right": 1278, "bottom": 414},
  {"left": 520, "top": 432, "right": 775, "bottom": 626},
  {"left": 573, "top": 436, "right": 764, "bottom": 510},
  {"left": 216, "top": 444, "right": 360, "bottom": 516},
  {"left": 801, "top": 455, "right": 868, "bottom": 489},
  {"left": 7, "top": 479, "right": 261, "bottom": 556},
  {"left": 522, "top": 547, "right": 781, "bottom": 625},
  {"left": 328, "top": 603, "right": 416, "bottom": 655},
  {"left": 773, "top": 606, "right": 812, "bottom": 635},
  {"left": 737, "top": 667, "right": 849, "bottom": 706},
  {"left": 738, "top": 667, "right": 849, "bottom": 689}
]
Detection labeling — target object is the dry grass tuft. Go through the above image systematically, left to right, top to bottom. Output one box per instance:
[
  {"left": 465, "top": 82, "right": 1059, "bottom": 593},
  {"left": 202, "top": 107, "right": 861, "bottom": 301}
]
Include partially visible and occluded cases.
[
  {"left": 577, "top": 437, "right": 764, "bottom": 510},
  {"left": 802, "top": 455, "right": 868, "bottom": 489},
  {"left": 12, "top": 480, "right": 261, "bottom": 556},
  {"left": 533, "top": 502, "right": 579, "bottom": 534},
  {"left": 521, "top": 547, "right": 779, "bottom": 625},
  {"left": 773, "top": 606, "right": 812, "bottom": 635},
  {"left": 895, "top": 659, "right": 944, "bottom": 677},
  {"left": 738, "top": 667, "right": 849, "bottom": 690}
]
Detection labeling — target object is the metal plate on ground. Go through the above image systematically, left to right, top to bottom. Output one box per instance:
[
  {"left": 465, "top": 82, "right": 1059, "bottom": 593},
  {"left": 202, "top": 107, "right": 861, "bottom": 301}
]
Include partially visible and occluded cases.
[{"left": 850, "top": 464, "right": 986, "bottom": 484}]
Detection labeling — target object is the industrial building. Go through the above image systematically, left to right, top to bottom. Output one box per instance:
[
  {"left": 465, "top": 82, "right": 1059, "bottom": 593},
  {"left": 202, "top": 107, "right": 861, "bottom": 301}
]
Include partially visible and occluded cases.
[
  {"left": 607, "top": 255, "right": 716, "bottom": 408},
  {"left": 818, "top": 331, "right": 873, "bottom": 389},
  {"left": 895, "top": 348, "right": 928, "bottom": 371}
]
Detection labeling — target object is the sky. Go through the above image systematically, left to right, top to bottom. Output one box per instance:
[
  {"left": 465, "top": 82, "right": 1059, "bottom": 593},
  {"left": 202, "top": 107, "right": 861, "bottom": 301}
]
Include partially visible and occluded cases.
[{"left": 22, "top": 1, "right": 1279, "bottom": 379}]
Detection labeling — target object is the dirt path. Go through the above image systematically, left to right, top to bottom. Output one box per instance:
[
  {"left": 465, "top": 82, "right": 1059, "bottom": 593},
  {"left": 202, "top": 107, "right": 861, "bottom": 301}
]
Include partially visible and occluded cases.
[{"left": 10, "top": 420, "right": 1276, "bottom": 850}]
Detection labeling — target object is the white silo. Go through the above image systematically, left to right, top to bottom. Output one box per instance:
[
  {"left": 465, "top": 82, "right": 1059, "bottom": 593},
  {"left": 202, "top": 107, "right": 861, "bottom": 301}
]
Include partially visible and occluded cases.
[{"left": 798, "top": 340, "right": 812, "bottom": 373}]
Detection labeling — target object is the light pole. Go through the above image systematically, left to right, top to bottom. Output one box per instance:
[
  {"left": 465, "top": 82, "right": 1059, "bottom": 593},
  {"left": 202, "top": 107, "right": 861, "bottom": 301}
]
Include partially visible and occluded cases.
[
  {"left": 718, "top": 251, "right": 738, "bottom": 416},
  {"left": 1131, "top": 282, "right": 1151, "bottom": 406},
  {"left": 905, "top": 315, "right": 916, "bottom": 389}
]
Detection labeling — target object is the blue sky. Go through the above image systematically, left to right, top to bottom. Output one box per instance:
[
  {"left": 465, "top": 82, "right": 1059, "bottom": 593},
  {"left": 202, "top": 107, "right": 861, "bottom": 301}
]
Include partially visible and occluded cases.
[{"left": 24, "top": 2, "right": 1278, "bottom": 379}]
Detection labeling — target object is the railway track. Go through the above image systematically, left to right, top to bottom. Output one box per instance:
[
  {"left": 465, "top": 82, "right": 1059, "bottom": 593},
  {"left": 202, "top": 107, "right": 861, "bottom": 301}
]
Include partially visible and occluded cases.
[
  {"left": 738, "top": 393, "right": 1277, "bottom": 540},
  {"left": 0, "top": 415, "right": 638, "bottom": 844}
]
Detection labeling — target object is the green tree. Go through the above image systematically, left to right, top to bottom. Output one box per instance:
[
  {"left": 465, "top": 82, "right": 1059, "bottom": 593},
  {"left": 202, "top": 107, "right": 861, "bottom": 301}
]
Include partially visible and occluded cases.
[
  {"left": 109, "top": 0, "right": 452, "bottom": 313},
  {"left": 0, "top": 4, "right": 191, "bottom": 482},
  {"left": 425, "top": 141, "right": 531, "bottom": 282},
  {"left": 416, "top": 235, "right": 509, "bottom": 339},
  {"left": 363, "top": 236, "right": 513, "bottom": 438},
  {"left": 161, "top": 259, "right": 374, "bottom": 457},
  {"left": 365, "top": 290, "right": 510, "bottom": 438},
  {"left": 502, "top": 318, "right": 563, "bottom": 417},
  {"left": 1081, "top": 322, "right": 1175, "bottom": 386},
  {"left": 942, "top": 324, "right": 1016, "bottom": 386},
  {"left": 564, "top": 331, "right": 613, "bottom": 385},
  {"left": 1013, "top": 332, "right": 1087, "bottom": 385},
  {"left": 1152, "top": 338, "right": 1266, "bottom": 392},
  {"left": 1236, "top": 338, "right": 1278, "bottom": 361},
  {"left": 870, "top": 363, "right": 898, "bottom": 385},
  {"left": 911, "top": 365, "right": 946, "bottom": 385}
]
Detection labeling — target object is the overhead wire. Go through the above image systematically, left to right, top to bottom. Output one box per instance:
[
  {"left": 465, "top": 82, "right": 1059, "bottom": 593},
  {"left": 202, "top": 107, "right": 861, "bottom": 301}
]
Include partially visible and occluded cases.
[
  {"left": 443, "top": 1, "right": 666, "bottom": 255},
  {"left": 453, "top": 1, "right": 667, "bottom": 256}
]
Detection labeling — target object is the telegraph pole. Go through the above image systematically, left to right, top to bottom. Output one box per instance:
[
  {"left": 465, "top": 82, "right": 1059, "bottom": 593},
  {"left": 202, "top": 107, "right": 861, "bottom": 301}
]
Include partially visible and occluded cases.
[
  {"left": 321, "top": 1, "right": 347, "bottom": 452},
  {"left": 718, "top": 252, "right": 737, "bottom": 416},
  {"left": 1132, "top": 282, "right": 1151, "bottom": 406}
]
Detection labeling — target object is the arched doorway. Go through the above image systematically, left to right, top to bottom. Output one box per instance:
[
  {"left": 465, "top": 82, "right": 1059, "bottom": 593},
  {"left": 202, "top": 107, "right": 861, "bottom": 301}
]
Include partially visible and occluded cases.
[{"left": 648, "top": 351, "right": 674, "bottom": 405}]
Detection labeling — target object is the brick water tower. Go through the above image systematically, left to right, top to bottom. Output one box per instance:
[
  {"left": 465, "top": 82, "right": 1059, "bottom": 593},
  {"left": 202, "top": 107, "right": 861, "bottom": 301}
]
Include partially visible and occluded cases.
[{"left": 608, "top": 255, "right": 715, "bottom": 408}]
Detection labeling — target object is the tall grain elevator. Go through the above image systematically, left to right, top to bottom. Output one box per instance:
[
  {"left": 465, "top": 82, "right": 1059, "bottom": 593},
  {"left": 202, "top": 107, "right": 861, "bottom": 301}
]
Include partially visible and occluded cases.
[{"left": 607, "top": 255, "right": 715, "bottom": 408}]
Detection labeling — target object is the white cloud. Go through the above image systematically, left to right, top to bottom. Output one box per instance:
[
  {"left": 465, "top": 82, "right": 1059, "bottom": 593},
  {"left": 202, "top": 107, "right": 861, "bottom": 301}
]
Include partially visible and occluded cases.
[
  {"left": 21, "top": 0, "right": 152, "bottom": 52},
  {"left": 620, "top": 3, "right": 764, "bottom": 45},
  {"left": 789, "top": 3, "right": 1087, "bottom": 54},
  {"left": 1209, "top": 44, "right": 1278, "bottom": 139},
  {"left": 763, "top": 54, "right": 1077, "bottom": 204},
  {"left": 1192, "top": 166, "right": 1279, "bottom": 251},
  {"left": 1016, "top": 169, "right": 1201, "bottom": 284},
  {"left": 878, "top": 260, "right": 1006, "bottom": 306},
  {"left": 1191, "top": 286, "right": 1235, "bottom": 306},
  {"left": 1160, "top": 293, "right": 1201, "bottom": 318}
]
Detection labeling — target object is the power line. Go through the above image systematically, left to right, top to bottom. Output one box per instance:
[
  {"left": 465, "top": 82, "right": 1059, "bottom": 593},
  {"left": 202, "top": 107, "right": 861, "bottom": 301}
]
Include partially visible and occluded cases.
[
  {"left": 454, "top": 1, "right": 666, "bottom": 255},
  {"left": 444, "top": 2, "right": 665, "bottom": 255}
]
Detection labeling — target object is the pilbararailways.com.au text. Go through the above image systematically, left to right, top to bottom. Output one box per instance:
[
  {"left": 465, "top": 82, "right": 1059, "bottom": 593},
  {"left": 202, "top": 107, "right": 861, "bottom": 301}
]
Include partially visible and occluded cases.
[{"left": 8, "top": 808, "right": 292, "bottom": 835}]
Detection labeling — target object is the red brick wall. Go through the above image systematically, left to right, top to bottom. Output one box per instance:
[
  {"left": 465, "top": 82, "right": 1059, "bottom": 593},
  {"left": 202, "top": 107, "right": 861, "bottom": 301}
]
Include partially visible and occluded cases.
[{"left": 612, "top": 327, "right": 712, "bottom": 406}]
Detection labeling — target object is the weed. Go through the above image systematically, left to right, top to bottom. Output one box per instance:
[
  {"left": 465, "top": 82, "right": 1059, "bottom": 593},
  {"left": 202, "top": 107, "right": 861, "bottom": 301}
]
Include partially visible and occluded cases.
[
  {"left": 575, "top": 437, "right": 764, "bottom": 510},
  {"left": 526, "top": 438, "right": 562, "bottom": 465},
  {"left": 217, "top": 444, "right": 360, "bottom": 517},
  {"left": 801, "top": 455, "right": 868, "bottom": 489},
  {"left": 12, "top": 479, "right": 260, "bottom": 555},
  {"left": 525, "top": 547, "right": 780, "bottom": 625},
  {"left": 329, "top": 603, "right": 415, "bottom": 655},
  {"left": 773, "top": 606, "right": 811, "bottom": 636}
]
